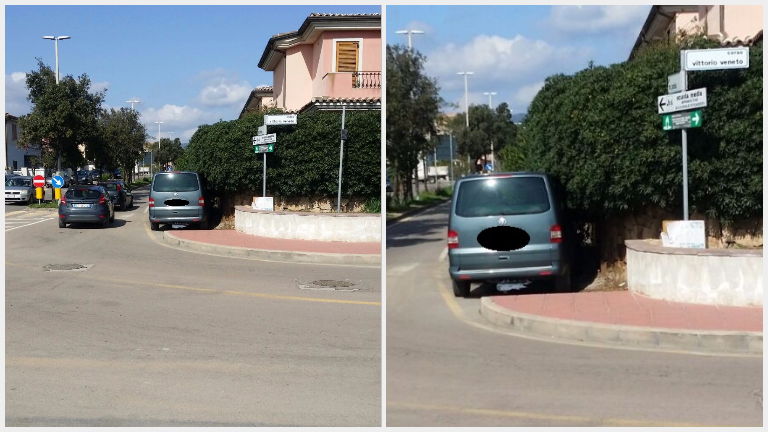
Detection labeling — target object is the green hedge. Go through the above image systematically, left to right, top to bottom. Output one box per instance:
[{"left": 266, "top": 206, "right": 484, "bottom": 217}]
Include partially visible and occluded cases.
[{"left": 183, "top": 110, "right": 381, "bottom": 200}]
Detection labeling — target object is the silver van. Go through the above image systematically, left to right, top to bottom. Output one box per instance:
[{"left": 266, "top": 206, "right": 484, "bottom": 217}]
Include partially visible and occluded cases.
[
  {"left": 149, "top": 171, "right": 208, "bottom": 231},
  {"left": 448, "top": 172, "right": 571, "bottom": 297}
]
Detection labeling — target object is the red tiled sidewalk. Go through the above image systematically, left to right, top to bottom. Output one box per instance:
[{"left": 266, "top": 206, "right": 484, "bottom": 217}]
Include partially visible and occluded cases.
[
  {"left": 170, "top": 229, "right": 381, "bottom": 255},
  {"left": 492, "top": 291, "right": 762, "bottom": 332}
]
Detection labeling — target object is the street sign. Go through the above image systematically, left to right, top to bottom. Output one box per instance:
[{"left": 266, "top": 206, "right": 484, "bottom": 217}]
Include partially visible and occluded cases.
[
  {"left": 683, "top": 47, "right": 749, "bottom": 71},
  {"left": 667, "top": 72, "right": 684, "bottom": 94},
  {"left": 657, "top": 88, "right": 707, "bottom": 114},
  {"left": 662, "top": 110, "right": 702, "bottom": 131},
  {"left": 264, "top": 114, "right": 297, "bottom": 125},
  {"left": 257, "top": 125, "right": 267, "bottom": 136},
  {"left": 253, "top": 133, "right": 276, "bottom": 145},
  {"left": 254, "top": 144, "right": 274, "bottom": 154},
  {"left": 33, "top": 175, "right": 45, "bottom": 188},
  {"left": 52, "top": 175, "right": 64, "bottom": 188}
]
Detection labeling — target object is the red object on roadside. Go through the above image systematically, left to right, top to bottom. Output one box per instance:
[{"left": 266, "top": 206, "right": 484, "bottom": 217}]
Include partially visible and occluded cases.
[{"left": 33, "top": 175, "right": 45, "bottom": 188}]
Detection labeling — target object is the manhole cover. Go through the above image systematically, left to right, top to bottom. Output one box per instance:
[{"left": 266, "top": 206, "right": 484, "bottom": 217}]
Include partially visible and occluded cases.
[
  {"left": 43, "top": 264, "right": 92, "bottom": 272},
  {"left": 312, "top": 280, "right": 355, "bottom": 288}
]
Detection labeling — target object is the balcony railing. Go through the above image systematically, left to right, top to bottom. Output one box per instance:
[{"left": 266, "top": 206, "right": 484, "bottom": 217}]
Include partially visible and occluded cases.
[{"left": 352, "top": 71, "right": 381, "bottom": 89}]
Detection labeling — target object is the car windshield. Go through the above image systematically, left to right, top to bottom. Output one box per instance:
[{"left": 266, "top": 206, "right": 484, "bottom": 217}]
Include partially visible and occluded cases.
[
  {"left": 152, "top": 173, "right": 199, "bottom": 192},
  {"left": 455, "top": 177, "right": 551, "bottom": 217},
  {"left": 6, "top": 178, "right": 31, "bottom": 187},
  {"left": 65, "top": 189, "right": 101, "bottom": 199}
]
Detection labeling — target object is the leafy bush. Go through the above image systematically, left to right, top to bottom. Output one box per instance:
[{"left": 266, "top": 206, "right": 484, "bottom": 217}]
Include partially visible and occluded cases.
[{"left": 363, "top": 197, "right": 381, "bottom": 213}]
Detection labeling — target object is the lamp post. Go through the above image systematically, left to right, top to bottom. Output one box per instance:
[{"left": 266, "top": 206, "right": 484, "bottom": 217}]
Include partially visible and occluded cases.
[
  {"left": 395, "top": 29, "right": 424, "bottom": 50},
  {"left": 43, "top": 35, "right": 70, "bottom": 173},
  {"left": 457, "top": 72, "right": 474, "bottom": 128},
  {"left": 484, "top": 91, "right": 497, "bottom": 171},
  {"left": 126, "top": 100, "right": 141, "bottom": 111},
  {"left": 155, "top": 121, "right": 163, "bottom": 172}
]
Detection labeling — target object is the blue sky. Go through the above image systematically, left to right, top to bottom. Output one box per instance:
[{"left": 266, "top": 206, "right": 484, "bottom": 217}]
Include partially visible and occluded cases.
[
  {"left": 4, "top": 5, "right": 381, "bottom": 143},
  {"left": 386, "top": 5, "right": 651, "bottom": 117}
]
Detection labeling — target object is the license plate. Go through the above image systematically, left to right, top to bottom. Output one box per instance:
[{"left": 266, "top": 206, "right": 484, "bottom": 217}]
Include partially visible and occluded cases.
[
  {"left": 5, "top": 194, "right": 12, "bottom": 198},
  {"left": 73, "top": 204, "right": 91, "bottom": 208},
  {"left": 171, "top": 223, "right": 188, "bottom": 228},
  {"left": 497, "top": 280, "right": 529, "bottom": 292}
]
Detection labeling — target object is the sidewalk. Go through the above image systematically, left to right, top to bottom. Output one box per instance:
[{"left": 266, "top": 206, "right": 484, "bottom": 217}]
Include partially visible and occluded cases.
[
  {"left": 163, "top": 229, "right": 381, "bottom": 266},
  {"left": 480, "top": 291, "right": 762, "bottom": 355}
]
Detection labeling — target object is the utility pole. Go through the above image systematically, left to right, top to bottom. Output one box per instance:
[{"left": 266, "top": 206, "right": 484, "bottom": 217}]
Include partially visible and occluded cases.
[
  {"left": 43, "top": 35, "right": 71, "bottom": 173},
  {"left": 484, "top": 91, "right": 497, "bottom": 171}
]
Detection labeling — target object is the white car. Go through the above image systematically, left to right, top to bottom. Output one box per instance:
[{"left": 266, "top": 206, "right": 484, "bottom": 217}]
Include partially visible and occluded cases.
[{"left": 4, "top": 176, "right": 36, "bottom": 204}]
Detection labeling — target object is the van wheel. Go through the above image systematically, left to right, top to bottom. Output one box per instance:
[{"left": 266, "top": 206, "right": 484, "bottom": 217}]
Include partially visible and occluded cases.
[
  {"left": 199, "top": 220, "right": 209, "bottom": 230},
  {"left": 151, "top": 222, "right": 160, "bottom": 231},
  {"left": 554, "top": 270, "right": 572, "bottom": 293},
  {"left": 452, "top": 279, "right": 470, "bottom": 298}
]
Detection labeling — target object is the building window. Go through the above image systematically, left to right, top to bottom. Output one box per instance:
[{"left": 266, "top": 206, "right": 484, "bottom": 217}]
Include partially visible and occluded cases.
[
  {"left": 335, "top": 41, "right": 359, "bottom": 73},
  {"left": 12, "top": 123, "right": 17, "bottom": 140}
]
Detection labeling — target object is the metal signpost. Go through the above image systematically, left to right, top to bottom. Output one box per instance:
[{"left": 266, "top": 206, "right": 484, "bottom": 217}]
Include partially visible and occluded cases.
[
  {"left": 660, "top": 47, "right": 749, "bottom": 220},
  {"left": 337, "top": 106, "right": 347, "bottom": 213},
  {"left": 33, "top": 175, "right": 45, "bottom": 203},
  {"left": 52, "top": 175, "right": 64, "bottom": 202}
]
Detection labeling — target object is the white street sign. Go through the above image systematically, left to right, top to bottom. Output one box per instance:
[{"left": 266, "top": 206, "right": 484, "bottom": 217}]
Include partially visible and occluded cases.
[
  {"left": 683, "top": 47, "right": 749, "bottom": 71},
  {"left": 667, "top": 72, "right": 684, "bottom": 94},
  {"left": 657, "top": 88, "right": 707, "bottom": 114},
  {"left": 264, "top": 114, "right": 297, "bottom": 125},
  {"left": 257, "top": 125, "right": 267, "bottom": 136},
  {"left": 252, "top": 133, "right": 276, "bottom": 145}
]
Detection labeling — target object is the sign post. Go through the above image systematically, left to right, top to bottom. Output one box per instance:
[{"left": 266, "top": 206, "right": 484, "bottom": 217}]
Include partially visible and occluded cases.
[
  {"left": 337, "top": 106, "right": 346, "bottom": 213},
  {"left": 33, "top": 175, "right": 45, "bottom": 204},
  {"left": 52, "top": 175, "right": 64, "bottom": 202}
]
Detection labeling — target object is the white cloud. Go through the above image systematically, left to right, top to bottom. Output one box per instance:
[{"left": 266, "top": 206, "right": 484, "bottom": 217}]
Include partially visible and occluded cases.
[
  {"left": 548, "top": 6, "right": 649, "bottom": 35},
  {"left": 425, "top": 34, "right": 592, "bottom": 89},
  {"left": 194, "top": 68, "right": 253, "bottom": 107},
  {"left": 5, "top": 72, "right": 32, "bottom": 116},
  {"left": 91, "top": 81, "right": 110, "bottom": 95},
  {"left": 513, "top": 81, "right": 545, "bottom": 111},
  {"left": 141, "top": 104, "right": 213, "bottom": 143}
]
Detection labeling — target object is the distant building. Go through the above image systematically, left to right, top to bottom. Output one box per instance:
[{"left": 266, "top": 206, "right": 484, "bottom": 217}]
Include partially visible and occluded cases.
[
  {"left": 630, "top": 5, "right": 763, "bottom": 59},
  {"left": 245, "top": 13, "right": 381, "bottom": 115},
  {"left": 239, "top": 86, "right": 275, "bottom": 119},
  {"left": 5, "top": 113, "right": 41, "bottom": 170}
]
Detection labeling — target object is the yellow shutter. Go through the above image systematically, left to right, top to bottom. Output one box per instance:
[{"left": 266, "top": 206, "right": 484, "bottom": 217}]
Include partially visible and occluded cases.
[{"left": 336, "top": 42, "right": 359, "bottom": 72}]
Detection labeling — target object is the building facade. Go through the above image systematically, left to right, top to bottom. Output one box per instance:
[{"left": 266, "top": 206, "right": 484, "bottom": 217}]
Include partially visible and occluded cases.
[{"left": 5, "top": 113, "right": 41, "bottom": 171}]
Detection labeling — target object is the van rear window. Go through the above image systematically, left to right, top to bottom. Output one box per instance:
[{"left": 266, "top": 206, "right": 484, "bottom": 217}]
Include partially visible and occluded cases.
[
  {"left": 152, "top": 173, "right": 199, "bottom": 192},
  {"left": 455, "top": 177, "right": 551, "bottom": 217}
]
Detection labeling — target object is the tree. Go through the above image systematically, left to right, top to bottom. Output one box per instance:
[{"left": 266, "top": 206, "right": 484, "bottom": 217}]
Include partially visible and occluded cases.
[
  {"left": 386, "top": 44, "right": 443, "bottom": 202},
  {"left": 17, "top": 59, "right": 105, "bottom": 172},
  {"left": 449, "top": 103, "right": 519, "bottom": 170},
  {"left": 96, "top": 107, "right": 147, "bottom": 182},
  {"left": 153, "top": 137, "right": 184, "bottom": 170}
]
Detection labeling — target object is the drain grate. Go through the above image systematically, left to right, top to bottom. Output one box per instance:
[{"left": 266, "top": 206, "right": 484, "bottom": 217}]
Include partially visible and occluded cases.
[
  {"left": 43, "top": 264, "right": 92, "bottom": 272},
  {"left": 298, "top": 279, "right": 361, "bottom": 292}
]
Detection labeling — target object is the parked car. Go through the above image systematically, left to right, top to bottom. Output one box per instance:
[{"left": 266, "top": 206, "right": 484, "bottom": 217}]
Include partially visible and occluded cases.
[
  {"left": 114, "top": 168, "right": 123, "bottom": 179},
  {"left": 77, "top": 170, "right": 89, "bottom": 185},
  {"left": 88, "top": 170, "right": 100, "bottom": 183},
  {"left": 149, "top": 171, "right": 209, "bottom": 231},
  {"left": 45, "top": 172, "right": 71, "bottom": 188},
  {"left": 447, "top": 172, "right": 572, "bottom": 297},
  {"left": 4, "top": 176, "right": 35, "bottom": 205},
  {"left": 97, "top": 180, "right": 133, "bottom": 210},
  {"left": 58, "top": 185, "right": 115, "bottom": 228}
]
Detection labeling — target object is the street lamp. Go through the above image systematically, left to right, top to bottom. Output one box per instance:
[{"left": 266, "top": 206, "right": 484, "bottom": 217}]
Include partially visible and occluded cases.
[
  {"left": 395, "top": 29, "right": 424, "bottom": 50},
  {"left": 42, "top": 35, "right": 70, "bottom": 84},
  {"left": 43, "top": 35, "right": 71, "bottom": 173},
  {"left": 457, "top": 72, "right": 474, "bottom": 128},
  {"left": 483, "top": 92, "right": 497, "bottom": 171},
  {"left": 126, "top": 100, "right": 141, "bottom": 110},
  {"left": 155, "top": 121, "right": 164, "bottom": 149},
  {"left": 167, "top": 132, "right": 174, "bottom": 141}
]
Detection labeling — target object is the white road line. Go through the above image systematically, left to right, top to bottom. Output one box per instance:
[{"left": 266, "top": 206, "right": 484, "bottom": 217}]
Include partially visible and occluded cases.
[
  {"left": 144, "top": 206, "right": 148, "bottom": 214},
  {"left": 5, "top": 217, "right": 55, "bottom": 231},
  {"left": 439, "top": 247, "right": 448, "bottom": 262},
  {"left": 386, "top": 263, "right": 419, "bottom": 276}
]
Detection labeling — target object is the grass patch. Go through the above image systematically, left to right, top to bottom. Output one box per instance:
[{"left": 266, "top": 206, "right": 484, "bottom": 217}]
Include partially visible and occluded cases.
[
  {"left": 386, "top": 186, "right": 452, "bottom": 216},
  {"left": 28, "top": 201, "right": 59, "bottom": 209}
]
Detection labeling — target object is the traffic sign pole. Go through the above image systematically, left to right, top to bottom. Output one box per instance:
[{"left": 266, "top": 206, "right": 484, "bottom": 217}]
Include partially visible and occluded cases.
[
  {"left": 681, "top": 51, "right": 689, "bottom": 220},
  {"left": 337, "top": 106, "right": 346, "bottom": 213},
  {"left": 263, "top": 126, "right": 267, "bottom": 197}
]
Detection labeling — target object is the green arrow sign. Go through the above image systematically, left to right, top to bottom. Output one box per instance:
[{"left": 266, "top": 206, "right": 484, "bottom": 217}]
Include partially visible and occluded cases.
[
  {"left": 662, "top": 110, "right": 702, "bottom": 131},
  {"left": 254, "top": 144, "right": 274, "bottom": 153}
]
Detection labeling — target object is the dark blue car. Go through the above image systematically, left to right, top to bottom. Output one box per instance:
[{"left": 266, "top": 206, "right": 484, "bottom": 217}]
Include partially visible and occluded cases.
[{"left": 58, "top": 185, "right": 115, "bottom": 228}]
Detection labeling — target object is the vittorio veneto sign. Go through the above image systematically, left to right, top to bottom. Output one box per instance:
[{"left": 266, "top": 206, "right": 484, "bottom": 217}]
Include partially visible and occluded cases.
[{"left": 683, "top": 48, "right": 749, "bottom": 71}]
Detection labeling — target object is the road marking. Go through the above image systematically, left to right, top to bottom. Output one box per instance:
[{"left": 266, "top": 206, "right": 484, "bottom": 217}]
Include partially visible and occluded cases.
[
  {"left": 144, "top": 206, "right": 149, "bottom": 214},
  {"left": 5, "top": 210, "right": 26, "bottom": 217},
  {"left": 5, "top": 217, "right": 55, "bottom": 232},
  {"left": 438, "top": 247, "right": 448, "bottom": 262},
  {"left": 386, "top": 263, "right": 418, "bottom": 276},
  {"left": 433, "top": 271, "right": 757, "bottom": 358},
  {"left": 77, "top": 274, "right": 381, "bottom": 306},
  {"left": 386, "top": 401, "right": 721, "bottom": 427}
]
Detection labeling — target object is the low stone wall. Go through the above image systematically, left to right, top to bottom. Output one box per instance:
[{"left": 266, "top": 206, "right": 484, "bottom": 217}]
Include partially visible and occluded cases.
[
  {"left": 226, "top": 191, "right": 369, "bottom": 214},
  {"left": 235, "top": 206, "right": 381, "bottom": 243},
  {"left": 625, "top": 239, "right": 763, "bottom": 307}
]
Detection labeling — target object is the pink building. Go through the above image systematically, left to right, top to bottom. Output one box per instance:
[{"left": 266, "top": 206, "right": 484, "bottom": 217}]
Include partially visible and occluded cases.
[
  {"left": 631, "top": 5, "right": 763, "bottom": 58},
  {"left": 250, "top": 13, "right": 381, "bottom": 115}
]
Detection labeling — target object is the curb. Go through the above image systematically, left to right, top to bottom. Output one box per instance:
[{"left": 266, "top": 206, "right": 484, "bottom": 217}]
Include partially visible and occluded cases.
[
  {"left": 386, "top": 197, "right": 450, "bottom": 226},
  {"left": 162, "top": 231, "right": 381, "bottom": 267},
  {"left": 480, "top": 296, "right": 762, "bottom": 355}
]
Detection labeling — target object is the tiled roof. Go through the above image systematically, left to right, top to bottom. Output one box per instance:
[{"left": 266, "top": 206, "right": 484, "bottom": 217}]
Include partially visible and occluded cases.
[
  {"left": 309, "top": 13, "right": 381, "bottom": 17},
  {"left": 721, "top": 30, "right": 763, "bottom": 47},
  {"left": 254, "top": 86, "right": 273, "bottom": 93},
  {"left": 299, "top": 97, "right": 381, "bottom": 113}
]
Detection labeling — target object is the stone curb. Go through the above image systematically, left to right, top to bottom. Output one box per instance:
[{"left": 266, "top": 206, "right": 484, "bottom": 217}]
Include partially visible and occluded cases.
[
  {"left": 163, "top": 231, "right": 381, "bottom": 267},
  {"left": 480, "top": 297, "right": 762, "bottom": 355}
]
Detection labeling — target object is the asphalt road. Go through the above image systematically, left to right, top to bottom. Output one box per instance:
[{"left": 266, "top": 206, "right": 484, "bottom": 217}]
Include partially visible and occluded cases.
[
  {"left": 5, "top": 187, "right": 381, "bottom": 427},
  {"left": 385, "top": 202, "right": 763, "bottom": 427}
]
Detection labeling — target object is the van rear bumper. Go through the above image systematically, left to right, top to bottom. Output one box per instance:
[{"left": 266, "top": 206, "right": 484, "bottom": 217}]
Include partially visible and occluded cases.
[{"left": 449, "top": 261, "right": 566, "bottom": 282}]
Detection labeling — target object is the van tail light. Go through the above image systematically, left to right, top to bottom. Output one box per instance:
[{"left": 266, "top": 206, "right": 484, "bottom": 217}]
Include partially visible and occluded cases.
[
  {"left": 99, "top": 194, "right": 106, "bottom": 205},
  {"left": 149, "top": 197, "right": 154, "bottom": 207},
  {"left": 198, "top": 197, "right": 205, "bottom": 206},
  {"left": 550, "top": 224, "right": 563, "bottom": 243},
  {"left": 448, "top": 230, "right": 459, "bottom": 249}
]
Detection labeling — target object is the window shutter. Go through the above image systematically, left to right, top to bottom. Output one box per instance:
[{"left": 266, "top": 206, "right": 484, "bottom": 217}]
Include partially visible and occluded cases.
[{"left": 336, "top": 42, "right": 359, "bottom": 72}]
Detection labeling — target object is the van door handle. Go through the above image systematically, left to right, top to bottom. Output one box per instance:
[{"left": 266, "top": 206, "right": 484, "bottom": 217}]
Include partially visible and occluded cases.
[{"left": 498, "top": 256, "right": 510, "bottom": 260}]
